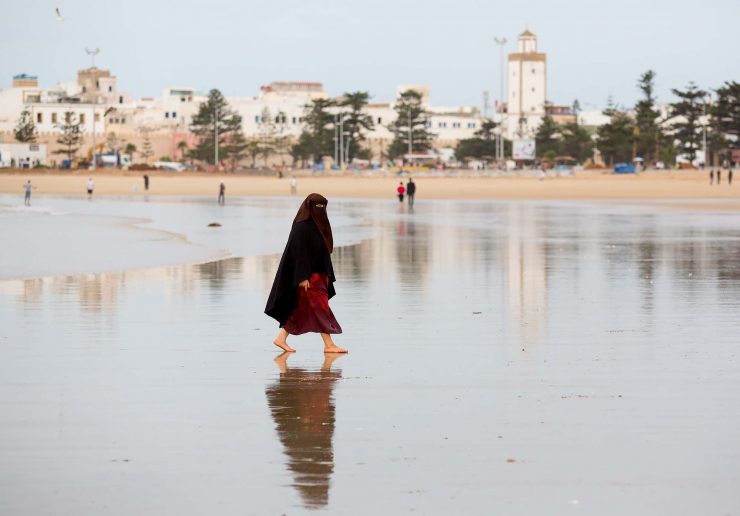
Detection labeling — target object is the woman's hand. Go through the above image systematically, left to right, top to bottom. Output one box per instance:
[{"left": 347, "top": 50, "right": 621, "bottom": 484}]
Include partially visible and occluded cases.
[{"left": 298, "top": 279, "right": 310, "bottom": 291}]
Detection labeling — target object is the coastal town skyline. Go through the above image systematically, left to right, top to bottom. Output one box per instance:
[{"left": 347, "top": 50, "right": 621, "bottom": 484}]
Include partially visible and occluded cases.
[{"left": 3, "top": 0, "right": 739, "bottom": 110}]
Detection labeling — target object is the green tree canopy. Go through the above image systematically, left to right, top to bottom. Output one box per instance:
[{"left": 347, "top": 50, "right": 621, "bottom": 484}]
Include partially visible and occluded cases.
[
  {"left": 634, "top": 70, "right": 662, "bottom": 165},
  {"left": 711, "top": 80, "right": 740, "bottom": 157},
  {"left": 670, "top": 82, "right": 708, "bottom": 163},
  {"left": 190, "top": 89, "right": 243, "bottom": 165},
  {"left": 388, "top": 90, "right": 434, "bottom": 160},
  {"left": 339, "top": 91, "right": 374, "bottom": 162},
  {"left": 293, "top": 98, "right": 335, "bottom": 165},
  {"left": 597, "top": 103, "right": 635, "bottom": 165},
  {"left": 14, "top": 109, "right": 37, "bottom": 143},
  {"left": 53, "top": 111, "right": 82, "bottom": 160},
  {"left": 534, "top": 114, "right": 561, "bottom": 158},
  {"left": 454, "top": 119, "right": 504, "bottom": 161},
  {"left": 559, "top": 122, "right": 594, "bottom": 163}
]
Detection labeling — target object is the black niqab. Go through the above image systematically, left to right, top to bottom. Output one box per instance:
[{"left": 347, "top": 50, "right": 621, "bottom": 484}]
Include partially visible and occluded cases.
[{"left": 294, "top": 193, "right": 333, "bottom": 253}]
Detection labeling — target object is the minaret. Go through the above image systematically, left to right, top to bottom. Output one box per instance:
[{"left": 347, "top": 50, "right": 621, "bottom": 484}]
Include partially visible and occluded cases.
[{"left": 506, "top": 29, "right": 547, "bottom": 141}]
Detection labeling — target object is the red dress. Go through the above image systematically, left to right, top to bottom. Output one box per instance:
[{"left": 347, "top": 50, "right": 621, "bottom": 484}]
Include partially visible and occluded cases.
[{"left": 282, "top": 273, "right": 342, "bottom": 335}]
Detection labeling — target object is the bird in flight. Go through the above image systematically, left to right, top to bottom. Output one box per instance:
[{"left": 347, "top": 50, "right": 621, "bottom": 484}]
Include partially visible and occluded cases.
[{"left": 55, "top": 8, "right": 64, "bottom": 21}]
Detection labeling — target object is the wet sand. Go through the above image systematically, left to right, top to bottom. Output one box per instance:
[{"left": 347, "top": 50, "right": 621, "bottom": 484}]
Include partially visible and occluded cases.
[
  {"left": 1, "top": 170, "right": 739, "bottom": 204},
  {"left": 1, "top": 198, "right": 739, "bottom": 514}
]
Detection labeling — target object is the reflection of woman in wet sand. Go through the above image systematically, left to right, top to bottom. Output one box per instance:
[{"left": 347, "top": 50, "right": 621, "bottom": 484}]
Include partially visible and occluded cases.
[
  {"left": 265, "top": 193, "right": 347, "bottom": 353},
  {"left": 265, "top": 353, "right": 343, "bottom": 508}
]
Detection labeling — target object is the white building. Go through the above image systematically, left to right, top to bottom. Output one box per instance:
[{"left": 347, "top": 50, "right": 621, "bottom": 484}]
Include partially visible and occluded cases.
[
  {"left": 505, "top": 30, "right": 547, "bottom": 139},
  {"left": 0, "top": 142, "right": 47, "bottom": 167}
]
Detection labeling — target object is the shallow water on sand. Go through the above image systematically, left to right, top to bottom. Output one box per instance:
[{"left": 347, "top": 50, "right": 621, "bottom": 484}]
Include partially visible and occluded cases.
[{"left": 1, "top": 199, "right": 740, "bottom": 515}]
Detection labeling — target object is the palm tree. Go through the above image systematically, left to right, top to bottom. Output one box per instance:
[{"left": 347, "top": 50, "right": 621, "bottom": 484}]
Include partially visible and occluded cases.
[
  {"left": 177, "top": 141, "right": 188, "bottom": 162},
  {"left": 124, "top": 143, "right": 137, "bottom": 163}
]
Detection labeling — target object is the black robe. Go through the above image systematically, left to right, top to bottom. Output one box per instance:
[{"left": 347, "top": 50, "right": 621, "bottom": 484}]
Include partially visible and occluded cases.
[{"left": 265, "top": 219, "right": 336, "bottom": 325}]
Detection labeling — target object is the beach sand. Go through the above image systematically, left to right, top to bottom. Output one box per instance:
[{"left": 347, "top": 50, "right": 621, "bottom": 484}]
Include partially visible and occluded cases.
[
  {"left": 1, "top": 169, "right": 739, "bottom": 205},
  {"left": 1, "top": 197, "right": 739, "bottom": 515}
]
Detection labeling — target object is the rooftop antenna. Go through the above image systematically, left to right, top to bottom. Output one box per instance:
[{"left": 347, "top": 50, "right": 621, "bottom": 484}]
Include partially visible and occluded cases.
[
  {"left": 85, "top": 47, "right": 99, "bottom": 68},
  {"left": 483, "top": 90, "right": 490, "bottom": 119}
]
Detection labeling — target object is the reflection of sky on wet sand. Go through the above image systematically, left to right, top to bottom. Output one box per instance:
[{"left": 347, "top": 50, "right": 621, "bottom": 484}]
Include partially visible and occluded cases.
[{"left": 1, "top": 200, "right": 740, "bottom": 514}]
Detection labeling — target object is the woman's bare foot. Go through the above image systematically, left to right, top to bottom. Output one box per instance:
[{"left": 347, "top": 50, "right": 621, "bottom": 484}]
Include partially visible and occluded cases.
[
  {"left": 273, "top": 329, "right": 295, "bottom": 353},
  {"left": 320, "top": 333, "right": 348, "bottom": 353}
]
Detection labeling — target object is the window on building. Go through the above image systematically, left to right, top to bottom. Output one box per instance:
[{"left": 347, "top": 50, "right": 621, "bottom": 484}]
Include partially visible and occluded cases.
[
  {"left": 532, "top": 68, "right": 536, "bottom": 74},
  {"left": 96, "top": 80, "right": 100, "bottom": 89},
  {"left": 82, "top": 86, "right": 87, "bottom": 93},
  {"left": 108, "top": 86, "right": 112, "bottom": 92},
  {"left": 532, "top": 87, "right": 535, "bottom": 92},
  {"left": 531, "top": 107, "right": 536, "bottom": 112},
  {"left": 165, "top": 112, "right": 169, "bottom": 118},
  {"left": 172, "top": 112, "right": 177, "bottom": 118},
  {"left": 36, "top": 113, "right": 43, "bottom": 123},
  {"left": 52, "top": 113, "right": 57, "bottom": 124},
  {"left": 94, "top": 113, "right": 100, "bottom": 122},
  {"left": 79, "top": 114, "right": 85, "bottom": 124},
  {"left": 255, "top": 115, "right": 260, "bottom": 123},
  {"left": 121, "top": 117, "right": 126, "bottom": 124},
  {"left": 292, "top": 117, "right": 297, "bottom": 124},
  {"left": 299, "top": 117, "right": 304, "bottom": 123},
  {"left": 377, "top": 117, "right": 382, "bottom": 124},
  {"left": 426, "top": 121, "right": 432, "bottom": 128},
  {"left": 438, "top": 122, "right": 447, "bottom": 128},
  {"left": 452, "top": 122, "right": 460, "bottom": 128},
  {"left": 468, "top": 122, "right": 476, "bottom": 129}
]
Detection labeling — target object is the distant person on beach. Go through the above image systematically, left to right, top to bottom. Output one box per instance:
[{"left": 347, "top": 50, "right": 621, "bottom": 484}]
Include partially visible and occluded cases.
[
  {"left": 729, "top": 168, "right": 733, "bottom": 185},
  {"left": 710, "top": 169, "right": 714, "bottom": 185},
  {"left": 717, "top": 169, "right": 722, "bottom": 185},
  {"left": 143, "top": 174, "right": 149, "bottom": 190},
  {"left": 290, "top": 175, "right": 297, "bottom": 195},
  {"left": 86, "top": 178, "right": 94, "bottom": 200},
  {"left": 406, "top": 178, "right": 416, "bottom": 206},
  {"left": 23, "top": 180, "right": 33, "bottom": 206},
  {"left": 218, "top": 182, "right": 225, "bottom": 205},
  {"left": 397, "top": 182, "right": 405, "bottom": 203},
  {"left": 265, "top": 193, "right": 346, "bottom": 354}
]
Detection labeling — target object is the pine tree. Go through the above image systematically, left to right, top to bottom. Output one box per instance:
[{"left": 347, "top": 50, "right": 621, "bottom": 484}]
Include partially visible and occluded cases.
[
  {"left": 634, "top": 71, "right": 662, "bottom": 165},
  {"left": 711, "top": 81, "right": 740, "bottom": 158},
  {"left": 670, "top": 82, "right": 707, "bottom": 163},
  {"left": 190, "top": 89, "right": 242, "bottom": 165},
  {"left": 388, "top": 90, "right": 434, "bottom": 160},
  {"left": 340, "top": 91, "right": 374, "bottom": 161},
  {"left": 294, "top": 98, "right": 335, "bottom": 164},
  {"left": 597, "top": 102, "right": 635, "bottom": 165},
  {"left": 14, "top": 109, "right": 37, "bottom": 143},
  {"left": 53, "top": 111, "right": 82, "bottom": 160},
  {"left": 534, "top": 114, "right": 561, "bottom": 158},
  {"left": 454, "top": 119, "right": 500, "bottom": 162},
  {"left": 559, "top": 121, "right": 593, "bottom": 163},
  {"left": 224, "top": 125, "right": 248, "bottom": 171},
  {"left": 139, "top": 127, "right": 154, "bottom": 164}
]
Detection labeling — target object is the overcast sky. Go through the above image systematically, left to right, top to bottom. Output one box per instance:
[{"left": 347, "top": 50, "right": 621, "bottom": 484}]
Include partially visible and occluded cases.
[{"left": 2, "top": 0, "right": 738, "bottom": 110}]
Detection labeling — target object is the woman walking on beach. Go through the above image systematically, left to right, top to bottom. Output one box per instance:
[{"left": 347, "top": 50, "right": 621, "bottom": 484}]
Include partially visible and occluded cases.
[{"left": 265, "top": 193, "right": 347, "bottom": 354}]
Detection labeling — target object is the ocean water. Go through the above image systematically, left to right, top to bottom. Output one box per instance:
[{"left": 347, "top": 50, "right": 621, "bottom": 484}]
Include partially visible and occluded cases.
[{"left": 1, "top": 197, "right": 739, "bottom": 515}]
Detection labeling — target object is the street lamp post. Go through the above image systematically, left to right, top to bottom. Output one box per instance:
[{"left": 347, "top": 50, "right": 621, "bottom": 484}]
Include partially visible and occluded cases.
[
  {"left": 494, "top": 37, "right": 507, "bottom": 162},
  {"left": 85, "top": 47, "right": 100, "bottom": 171},
  {"left": 703, "top": 95, "right": 710, "bottom": 169},
  {"left": 214, "top": 104, "right": 219, "bottom": 170},
  {"left": 407, "top": 110, "right": 412, "bottom": 164},
  {"left": 338, "top": 114, "right": 345, "bottom": 169}
]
